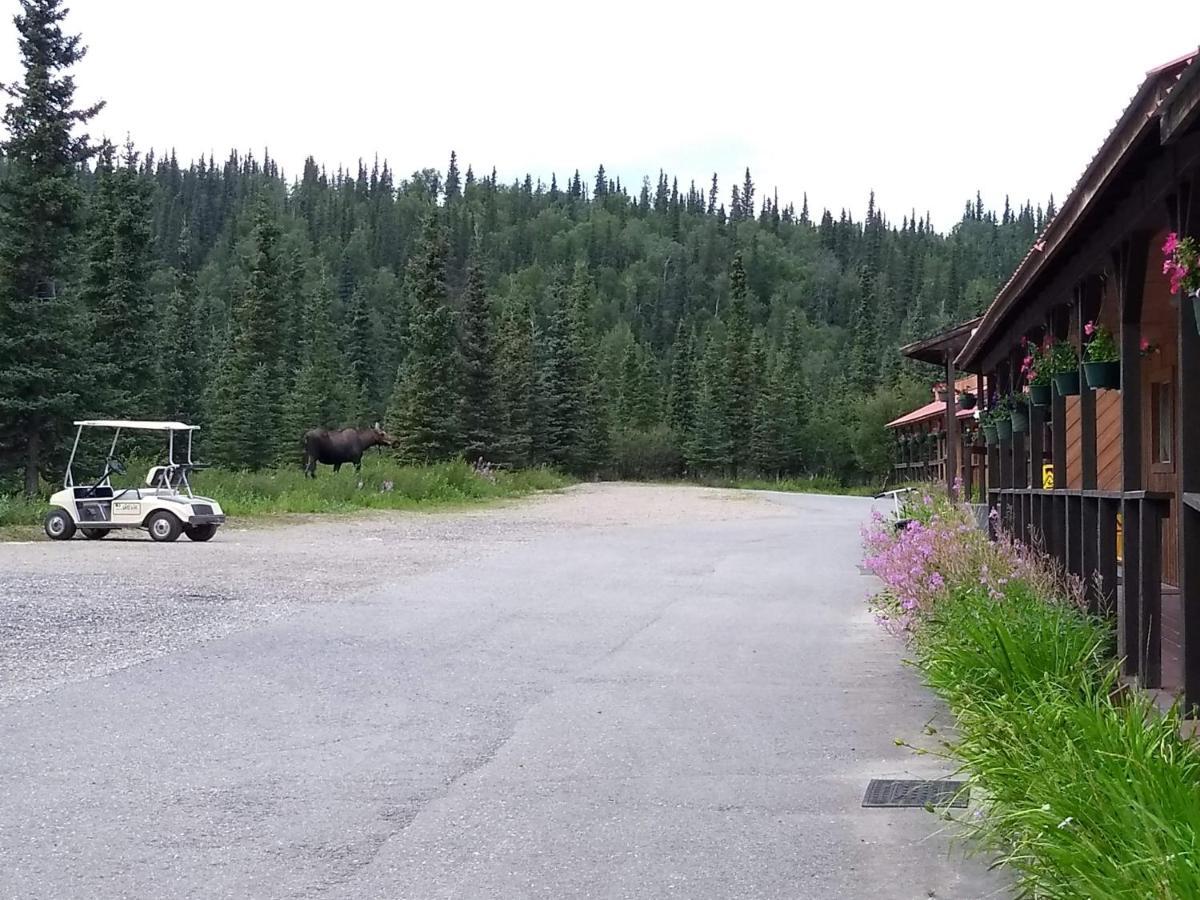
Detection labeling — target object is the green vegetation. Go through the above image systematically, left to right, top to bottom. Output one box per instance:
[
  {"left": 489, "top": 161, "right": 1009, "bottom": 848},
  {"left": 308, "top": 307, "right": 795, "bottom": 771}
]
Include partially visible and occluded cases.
[
  {"left": 0, "top": 0, "right": 1053, "bottom": 499},
  {"left": 0, "top": 458, "right": 570, "bottom": 532},
  {"left": 193, "top": 459, "right": 569, "bottom": 518},
  {"left": 726, "top": 476, "right": 877, "bottom": 497},
  {"left": 865, "top": 493, "right": 1200, "bottom": 898}
]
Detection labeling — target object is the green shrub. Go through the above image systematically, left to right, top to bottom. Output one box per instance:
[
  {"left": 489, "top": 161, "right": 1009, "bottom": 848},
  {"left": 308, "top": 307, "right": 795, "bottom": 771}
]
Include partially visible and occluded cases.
[{"left": 609, "top": 425, "right": 683, "bottom": 480}]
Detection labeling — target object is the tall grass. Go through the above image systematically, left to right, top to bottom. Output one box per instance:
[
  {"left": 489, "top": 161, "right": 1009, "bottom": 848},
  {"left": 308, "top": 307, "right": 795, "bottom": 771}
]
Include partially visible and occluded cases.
[
  {"left": 0, "top": 457, "right": 570, "bottom": 528},
  {"left": 190, "top": 457, "right": 569, "bottom": 517},
  {"left": 722, "top": 475, "right": 879, "bottom": 496},
  {"left": 865, "top": 490, "right": 1200, "bottom": 897},
  {"left": 0, "top": 493, "right": 44, "bottom": 528}
]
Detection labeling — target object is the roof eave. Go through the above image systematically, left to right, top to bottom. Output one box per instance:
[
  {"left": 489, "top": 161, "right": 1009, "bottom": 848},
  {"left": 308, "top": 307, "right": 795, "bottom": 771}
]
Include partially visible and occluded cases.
[{"left": 958, "top": 52, "right": 1198, "bottom": 370}]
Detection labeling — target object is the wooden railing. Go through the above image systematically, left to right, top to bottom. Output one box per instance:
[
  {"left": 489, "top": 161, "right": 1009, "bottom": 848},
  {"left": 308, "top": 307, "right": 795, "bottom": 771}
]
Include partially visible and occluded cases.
[{"left": 990, "top": 487, "right": 1172, "bottom": 687}]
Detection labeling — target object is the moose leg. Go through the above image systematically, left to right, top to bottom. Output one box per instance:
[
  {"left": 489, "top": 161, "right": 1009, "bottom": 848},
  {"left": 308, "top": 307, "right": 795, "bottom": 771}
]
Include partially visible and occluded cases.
[{"left": 333, "top": 463, "right": 342, "bottom": 474}]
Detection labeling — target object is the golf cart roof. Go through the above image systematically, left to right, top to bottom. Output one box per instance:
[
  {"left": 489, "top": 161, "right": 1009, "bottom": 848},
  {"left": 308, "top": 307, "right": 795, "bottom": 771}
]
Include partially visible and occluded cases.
[{"left": 74, "top": 419, "right": 198, "bottom": 431}]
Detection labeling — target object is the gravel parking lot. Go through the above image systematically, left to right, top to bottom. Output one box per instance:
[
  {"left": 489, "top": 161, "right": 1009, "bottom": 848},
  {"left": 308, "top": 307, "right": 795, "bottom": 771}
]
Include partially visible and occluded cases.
[
  {"left": 0, "top": 484, "right": 1003, "bottom": 899},
  {"left": 0, "top": 485, "right": 778, "bottom": 705}
]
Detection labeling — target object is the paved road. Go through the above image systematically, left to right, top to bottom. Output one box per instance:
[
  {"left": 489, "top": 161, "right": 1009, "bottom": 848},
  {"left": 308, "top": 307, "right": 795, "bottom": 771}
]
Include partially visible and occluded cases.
[{"left": 0, "top": 485, "right": 1005, "bottom": 899}]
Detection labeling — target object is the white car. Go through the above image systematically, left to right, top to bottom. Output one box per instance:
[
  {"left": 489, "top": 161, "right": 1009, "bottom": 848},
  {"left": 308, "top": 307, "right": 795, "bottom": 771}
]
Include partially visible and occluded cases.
[{"left": 43, "top": 420, "right": 226, "bottom": 543}]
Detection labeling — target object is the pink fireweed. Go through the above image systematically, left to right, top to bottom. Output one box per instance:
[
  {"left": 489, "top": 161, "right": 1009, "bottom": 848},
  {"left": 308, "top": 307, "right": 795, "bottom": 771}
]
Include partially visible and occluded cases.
[{"left": 863, "top": 490, "right": 1082, "bottom": 632}]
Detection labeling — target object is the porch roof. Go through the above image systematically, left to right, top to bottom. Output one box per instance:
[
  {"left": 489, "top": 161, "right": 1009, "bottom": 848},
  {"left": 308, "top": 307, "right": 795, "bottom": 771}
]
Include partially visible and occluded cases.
[
  {"left": 957, "top": 49, "right": 1199, "bottom": 370},
  {"left": 899, "top": 317, "right": 980, "bottom": 366},
  {"left": 887, "top": 402, "right": 974, "bottom": 430}
]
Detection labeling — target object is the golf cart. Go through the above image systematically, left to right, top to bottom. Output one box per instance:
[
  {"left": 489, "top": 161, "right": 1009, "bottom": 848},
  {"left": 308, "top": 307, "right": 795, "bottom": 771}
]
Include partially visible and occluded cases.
[{"left": 43, "top": 420, "right": 226, "bottom": 542}]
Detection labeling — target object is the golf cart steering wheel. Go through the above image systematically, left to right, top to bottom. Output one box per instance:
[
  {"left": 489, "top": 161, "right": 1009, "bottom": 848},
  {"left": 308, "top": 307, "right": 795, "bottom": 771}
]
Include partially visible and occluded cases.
[{"left": 107, "top": 456, "right": 127, "bottom": 476}]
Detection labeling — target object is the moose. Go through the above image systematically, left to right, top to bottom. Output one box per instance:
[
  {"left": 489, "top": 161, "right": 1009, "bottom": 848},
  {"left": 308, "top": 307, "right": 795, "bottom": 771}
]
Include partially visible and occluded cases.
[{"left": 303, "top": 425, "right": 394, "bottom": 478}]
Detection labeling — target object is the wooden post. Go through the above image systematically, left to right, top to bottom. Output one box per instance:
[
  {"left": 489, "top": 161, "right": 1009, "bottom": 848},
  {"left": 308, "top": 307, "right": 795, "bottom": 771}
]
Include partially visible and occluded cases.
[
  {"left": 1177, "top": 181, "right": 1200, "bottom": 713},
  {"left": 1115, "top": 234, "right": 1149, "bottom": 680},
  {"left": 945, "top": 354, "right": 959, "bottom": 500},
  {"left": 1067, "top": 495, "right": 1084, "bottom": 579},
  {"left": 1082, "top": 497, "right": 1100, "bottom": 613},
  {"left": 1099, "top": 497, "right": 1120, "bottom": 618},
  {"left": 1123, "top": 500, "right": 1143, "bottom": 677},
  {"left": 1141, "top": 500, "right": 1164, "bottom": 689}
]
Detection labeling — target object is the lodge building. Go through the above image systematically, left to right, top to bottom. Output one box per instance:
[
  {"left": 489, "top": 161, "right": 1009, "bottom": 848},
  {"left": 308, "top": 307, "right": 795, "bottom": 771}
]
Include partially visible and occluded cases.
[{"left": 892, "top": 50, "right": 1200, "bottom": 708}]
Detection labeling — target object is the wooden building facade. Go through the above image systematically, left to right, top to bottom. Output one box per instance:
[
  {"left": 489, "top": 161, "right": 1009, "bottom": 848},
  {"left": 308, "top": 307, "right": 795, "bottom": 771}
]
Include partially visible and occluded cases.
[{"left": 950, "top": 50, "right": 1200, "bottom": 708}]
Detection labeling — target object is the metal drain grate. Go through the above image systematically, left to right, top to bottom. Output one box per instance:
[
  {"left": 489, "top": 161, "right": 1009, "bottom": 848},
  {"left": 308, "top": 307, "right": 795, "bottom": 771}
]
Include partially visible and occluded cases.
[{"left": 862, "top": 779, "right": 968, "bottom": 809}]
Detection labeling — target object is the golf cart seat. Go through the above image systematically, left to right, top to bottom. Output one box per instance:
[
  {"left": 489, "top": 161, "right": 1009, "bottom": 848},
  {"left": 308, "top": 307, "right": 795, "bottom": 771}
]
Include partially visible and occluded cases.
[{"left": 146, "top": 465, "right": 184, "bottom": 488}]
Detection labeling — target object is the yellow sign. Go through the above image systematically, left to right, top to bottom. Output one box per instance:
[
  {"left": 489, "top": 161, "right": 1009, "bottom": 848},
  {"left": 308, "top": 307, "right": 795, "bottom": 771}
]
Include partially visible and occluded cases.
[{"left": 1042, "top": 464, "right": 1054, "bottom": 490}]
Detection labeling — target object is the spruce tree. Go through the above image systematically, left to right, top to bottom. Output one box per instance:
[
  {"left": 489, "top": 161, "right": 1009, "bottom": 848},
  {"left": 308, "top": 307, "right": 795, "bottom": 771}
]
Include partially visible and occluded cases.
[
  {"left": 0, "top": 0, "right": 102, "bottom": 494},
  {"left": 80, "top": 140, "right": 156, "bottom": 418},
  {"left": 444, "top": 150, "right": 461, "bottom": 203},
  {"left": 204, "top": 204, "right": 287, "bottom": 468},
  {"left": 387, "top": 218, "right": 463, "bottom": 462},
  {"left": 724, "top": 252, "right": 754, "bottom": 473},
  {"left": 460, "top": 259, "right": 500, "bottom": 463},
  {"left": 285, "top": 273, "right": 358, "bottom": 445},
  {"left": 159, "top": 274, "right": 202, "bottom": 423},
  {"left": 538, "top": 285, "right": 587, "bottom": 471},
  {"left": 342, "top": 286, "right": 376, "bottom": 418},
  {"left": 494, "top": 296, "right": 535, "bottom": 467},
  {"left": 777, "top": 311, "right": 809, "bottom": 473},
  {"left": 666, "top": 324, "right": 697, "bottom": 439},
  {"left": 686, "top": 332, "right": 732, "bottom": 476},
  {"left": 750, "top": 361, "right": 786, "bottom": 476}
]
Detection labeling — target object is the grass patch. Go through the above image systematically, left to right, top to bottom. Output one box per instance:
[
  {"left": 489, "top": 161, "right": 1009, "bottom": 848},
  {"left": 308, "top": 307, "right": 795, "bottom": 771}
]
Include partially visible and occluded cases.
[
  {"left": 0, "top": 458, "right": 571, "bottom": 535},
  {"left": 192, "top": 458, "right": 569, "bottom": 517},
  {"left": 728, "top": 475, "right": 879, "bottom": 496},
  {"left": 0, "top": 493, "right": 45, "bottom": 528},
  {"left": 867, "top": 493, "right": 1200, "bottom": 898},
  {"left": 917, "top": 586, "right": 1200, "bottom": 898}
]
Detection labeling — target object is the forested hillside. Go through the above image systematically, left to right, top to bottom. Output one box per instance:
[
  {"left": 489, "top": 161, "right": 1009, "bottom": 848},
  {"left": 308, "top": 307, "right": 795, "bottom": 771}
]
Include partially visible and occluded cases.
[{"left": 0, "top": 0, "right": 1052, "bottom": 494}]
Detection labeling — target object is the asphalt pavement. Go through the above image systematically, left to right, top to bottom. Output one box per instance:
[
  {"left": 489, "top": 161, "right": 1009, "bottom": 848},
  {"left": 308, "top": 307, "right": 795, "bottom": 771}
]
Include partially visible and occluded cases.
[{"left": 0, "top": 485, "right": 1007, "bottom": 899}]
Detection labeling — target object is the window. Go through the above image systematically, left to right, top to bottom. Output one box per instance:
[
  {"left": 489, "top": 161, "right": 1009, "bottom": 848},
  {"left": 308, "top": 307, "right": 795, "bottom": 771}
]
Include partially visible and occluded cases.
[{"left": 1151, "top": 380, "right": 1174, "bottom": 467}]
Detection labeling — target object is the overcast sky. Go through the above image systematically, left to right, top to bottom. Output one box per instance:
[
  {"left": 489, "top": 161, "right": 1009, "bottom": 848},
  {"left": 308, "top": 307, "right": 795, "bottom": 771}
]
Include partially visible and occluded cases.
[{"left": 2, "top": 1, "right": 1193, "bottom": 228}]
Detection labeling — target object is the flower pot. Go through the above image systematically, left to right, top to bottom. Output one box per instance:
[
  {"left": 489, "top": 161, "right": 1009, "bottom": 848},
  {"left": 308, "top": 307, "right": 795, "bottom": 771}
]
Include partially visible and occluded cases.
[
  {"left": 1192, "top": 291, "right": 1200, "bottom": 336},
  {"left": 1083, "top": 360, "right": 1121, "bottom": 391},
  {"left": 1052, "top": 371, "right": 1080, "bottom": 397},
  {"left": 1027, "top": 383, "right": 1052, "bottom": 407},
  {"left": 934, "top": 388, "right": 949, "bottom": 403},
  {"left": 957, "top": 394, "right": 977, "bottom": 410},
  {"left": 1010, "top": 404, "right": 1030, "bottom": 433},
  {"left": 996, "top": 419, "right": 1013, "bottom": 442},
  {"left": 983, "top": 424, "right": 998, "bottom": 446}
]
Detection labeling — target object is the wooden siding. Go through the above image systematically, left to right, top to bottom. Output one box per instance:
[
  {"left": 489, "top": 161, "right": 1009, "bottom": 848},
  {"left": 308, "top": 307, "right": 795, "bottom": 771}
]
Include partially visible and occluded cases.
[{"left": 1058, "top": 233, "right": 1178, "bottom": 586}]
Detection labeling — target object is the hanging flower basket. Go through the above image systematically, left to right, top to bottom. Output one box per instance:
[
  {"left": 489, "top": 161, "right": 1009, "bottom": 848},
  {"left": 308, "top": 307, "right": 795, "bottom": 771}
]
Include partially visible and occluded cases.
[
  {"left": 1163, "top": 233, "right": 1200, "bottom": 333},
  {"left": 1081, "top": 321, "right": 1119, "bottom": 391},
  {"left": 1083, "top": 361, "right": 1121, "bottom": 391},
  {"left": 1052, "top": 371, "right": 1081, "bottom": 397},
  {"left": 1028, "top": 383, "right": 1052, "bottom": 407},
  {"left": 934, "top": 385, "right": 949, "bottom": 403},
  {"left": 957, "top": 391, "right": 977, "bottom": 410},
  {"left": 1011, "top": 401, "right": 1030, "bottom": 433},
  {"left": 997, "top": 419, "right": 1013, "bottom": 442},
  {"left": 983, "top": 424, "right": 999, "bottom": 446}
]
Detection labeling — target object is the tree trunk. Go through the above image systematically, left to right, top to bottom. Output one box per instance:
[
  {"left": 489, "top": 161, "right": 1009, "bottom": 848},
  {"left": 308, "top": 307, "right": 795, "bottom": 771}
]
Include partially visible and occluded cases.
[{"left": 24, "top": 428, "right": 40, "bottom": 497}]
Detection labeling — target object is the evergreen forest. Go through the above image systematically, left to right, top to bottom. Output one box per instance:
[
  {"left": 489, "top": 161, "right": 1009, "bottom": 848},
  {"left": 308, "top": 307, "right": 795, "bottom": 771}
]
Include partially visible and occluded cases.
[{"left": 0, "top": 0, "right": 1055, "bottom": 495}]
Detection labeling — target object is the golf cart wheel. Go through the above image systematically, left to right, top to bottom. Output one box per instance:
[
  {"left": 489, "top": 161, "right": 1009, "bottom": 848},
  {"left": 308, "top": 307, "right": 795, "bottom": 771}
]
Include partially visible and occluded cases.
[
  {"left": 43, "top": 507, "right": 76, "bottom": 541},
  {"left": 146, "top": 511, "right": 182, "bottom": 543},
  {"left": 184, "top": 524, "right": 218, "bottom": 542},
  {"left": 81, "top": 527, "right": 111, "bottom": 540}
]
